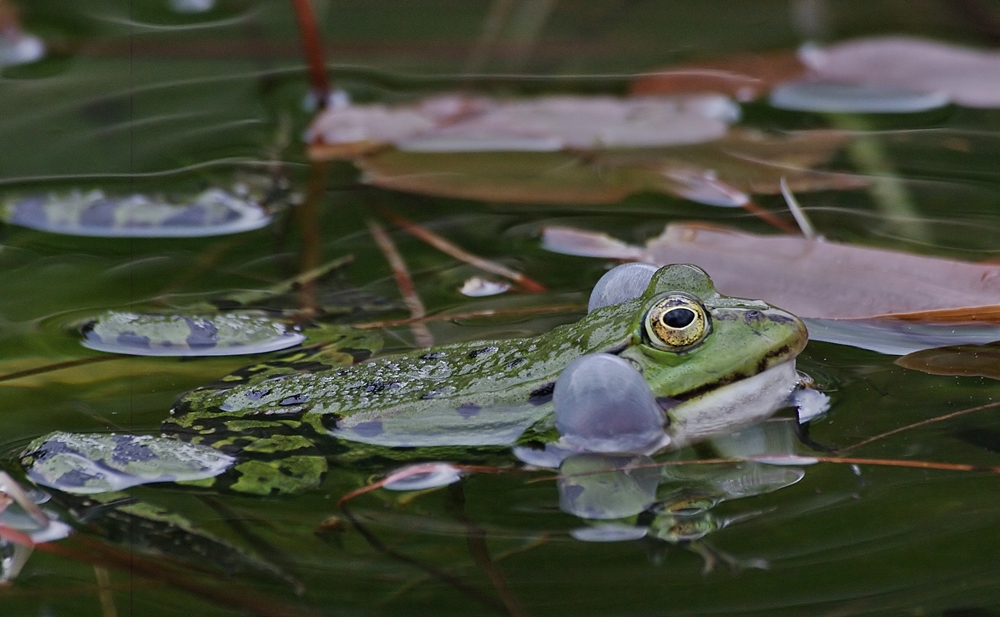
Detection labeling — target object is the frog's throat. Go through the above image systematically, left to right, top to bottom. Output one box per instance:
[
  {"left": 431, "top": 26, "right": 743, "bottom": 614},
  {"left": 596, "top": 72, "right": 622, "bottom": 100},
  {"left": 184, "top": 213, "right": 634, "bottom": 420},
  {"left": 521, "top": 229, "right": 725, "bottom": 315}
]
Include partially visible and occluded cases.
[{"left": 665, "top": 360, "right": 799, "bottom": 448}]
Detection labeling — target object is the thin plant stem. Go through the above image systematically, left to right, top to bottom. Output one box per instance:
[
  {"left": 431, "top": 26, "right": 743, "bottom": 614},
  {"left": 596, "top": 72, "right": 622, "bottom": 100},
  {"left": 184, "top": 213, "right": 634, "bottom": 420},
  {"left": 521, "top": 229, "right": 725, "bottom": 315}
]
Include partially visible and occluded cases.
[
  {"left": 377, "top": 208, "right": 546, "bottom": 293},
  {"left": 367, "top": 219, "right": 435, "bottom": 347},
  {"left": 839, "top": 399, "right": 1000, "bottom": 453}
]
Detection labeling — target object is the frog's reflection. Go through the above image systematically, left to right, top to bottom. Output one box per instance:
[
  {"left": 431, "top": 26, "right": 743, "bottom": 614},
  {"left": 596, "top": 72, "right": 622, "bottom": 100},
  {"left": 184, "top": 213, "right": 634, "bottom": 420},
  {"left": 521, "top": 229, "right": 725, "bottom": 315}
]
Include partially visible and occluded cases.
[{"left": 551, "top": 418, "right": 808, "bottom": 571}]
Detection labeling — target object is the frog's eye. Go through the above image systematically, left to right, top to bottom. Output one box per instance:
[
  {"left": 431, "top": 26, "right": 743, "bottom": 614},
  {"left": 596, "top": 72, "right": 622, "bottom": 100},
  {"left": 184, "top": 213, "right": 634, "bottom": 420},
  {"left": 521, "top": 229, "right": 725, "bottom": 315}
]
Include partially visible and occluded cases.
[{"left": 643, "top": 293, "right": 711, "bottom": 351}]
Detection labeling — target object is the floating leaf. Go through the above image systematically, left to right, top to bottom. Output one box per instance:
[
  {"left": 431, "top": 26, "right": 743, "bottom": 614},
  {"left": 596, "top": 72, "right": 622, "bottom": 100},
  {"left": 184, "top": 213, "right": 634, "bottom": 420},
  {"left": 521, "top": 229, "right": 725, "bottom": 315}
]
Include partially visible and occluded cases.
[
  {"left": 169, "top": 0, "right": 215, "bottom": 13},
  {"left": 0, "top": 4, "right": 44, "bottom": 70},
  {"left": 800, "top": 37, "right": 1000, "bottom": 108},
  {"left": 630, "top": 50, "right": 807, "bottom": 100},
  {"left": 769, "top": 81, "right": 951, "bottom": 113},
  {"left": 306, "top": 93, "right": 739, "bottom": 160},
  {"left": 358, "top": 130, "right": 863, "bottom": 206},
  {"left": 3, "top": 188, "right": 272, "bottom": 238},
  {"left": 543, "top": 223, "right": 1000, "bottom": 322},
  {"left": 459, "top": 276, "right": 510, "bottom": 297},
  {"left": 80, "top": 311, "right": 306, "bottom": 357},
  {"left": 805, "top": 318, "right": 1000, "bottom": 355},
  {"left": 896, "top": 343, "right": 1000, "bottom": 379},
  {"left": 21, "top": 432, "right": 235, "bottom": 494},
  {"left": 382, "top": 463, "right": 463, "bottom": 491}
]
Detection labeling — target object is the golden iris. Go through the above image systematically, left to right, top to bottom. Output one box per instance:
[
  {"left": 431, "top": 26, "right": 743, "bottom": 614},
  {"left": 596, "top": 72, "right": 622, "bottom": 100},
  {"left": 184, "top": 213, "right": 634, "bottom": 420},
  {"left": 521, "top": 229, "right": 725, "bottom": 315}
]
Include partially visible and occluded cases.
[{"left": 643, "top": 293, "right": 711, "bottom": 351}]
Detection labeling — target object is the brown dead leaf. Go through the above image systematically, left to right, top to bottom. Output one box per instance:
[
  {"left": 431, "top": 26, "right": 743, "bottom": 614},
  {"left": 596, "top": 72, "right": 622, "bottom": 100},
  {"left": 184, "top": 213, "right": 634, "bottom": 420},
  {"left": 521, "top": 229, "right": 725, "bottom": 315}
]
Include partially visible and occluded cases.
[
  {"left": 630, "top": 50, "right": 807, "bottom": 100},
  {"left": 357, "top": 129, "right": 864, "bottom": 206},
  {"left": 600, "top": 129, "right": 867, "bottom": 196},
  {"left": 357, "top": 150, "right": 642, "bottom": 205},
  {"left": 542, "top": 222, "right": 1000, "bottom": 322}
]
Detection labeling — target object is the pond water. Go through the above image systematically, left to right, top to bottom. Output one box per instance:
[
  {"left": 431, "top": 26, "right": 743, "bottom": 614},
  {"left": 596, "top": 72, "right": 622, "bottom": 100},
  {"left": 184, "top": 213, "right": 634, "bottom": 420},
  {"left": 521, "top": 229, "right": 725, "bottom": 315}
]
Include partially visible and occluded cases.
[{"left": 3, "top": 1, "right": 1000, "bottom": 615}]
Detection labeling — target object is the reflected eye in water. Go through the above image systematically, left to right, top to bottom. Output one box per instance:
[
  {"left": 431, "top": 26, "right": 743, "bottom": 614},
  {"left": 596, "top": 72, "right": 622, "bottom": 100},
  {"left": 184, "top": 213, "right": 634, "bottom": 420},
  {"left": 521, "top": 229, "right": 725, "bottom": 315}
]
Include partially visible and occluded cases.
[{"left": 643, "top": 293, "right": 711, "bottom": 351}]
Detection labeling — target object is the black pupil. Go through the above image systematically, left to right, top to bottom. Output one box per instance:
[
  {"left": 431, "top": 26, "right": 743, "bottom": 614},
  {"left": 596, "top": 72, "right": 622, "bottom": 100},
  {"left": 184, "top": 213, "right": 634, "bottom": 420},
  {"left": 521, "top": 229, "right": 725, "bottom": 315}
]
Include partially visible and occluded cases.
[{"left": 662, "top": 307, "right": 696, "bottom": 328}]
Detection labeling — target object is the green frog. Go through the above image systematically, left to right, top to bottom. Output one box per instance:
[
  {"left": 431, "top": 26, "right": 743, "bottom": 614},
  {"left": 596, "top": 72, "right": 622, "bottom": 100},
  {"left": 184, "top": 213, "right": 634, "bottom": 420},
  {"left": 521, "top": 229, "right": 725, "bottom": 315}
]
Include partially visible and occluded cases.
[{"left": 24, "top": 263, "right": 812, "bottom": 497}]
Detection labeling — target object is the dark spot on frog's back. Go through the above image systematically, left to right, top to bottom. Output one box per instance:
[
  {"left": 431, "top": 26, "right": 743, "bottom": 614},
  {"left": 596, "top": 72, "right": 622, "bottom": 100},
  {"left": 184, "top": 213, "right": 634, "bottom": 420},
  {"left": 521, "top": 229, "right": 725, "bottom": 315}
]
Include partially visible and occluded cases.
[
  {"left": 468, "top": 346, "right": 498, "bottom": 359},
  {"left": 421, "top": 351, "right": 446, "bottom": 360},
  {"left": 504, "top": 358, "right": 526, "bottom": 369},
  {"left": 364, "top": 381, "right": 400, "bottom": 394},
  {"left": 528, "top": 382, "right": 555, "bottom": 405},
  {"left": 280, "top": 394, "right": 309, "bottom": 406},
  {"left": 456, "top": 403, "right": 481, "bottom": 418}
]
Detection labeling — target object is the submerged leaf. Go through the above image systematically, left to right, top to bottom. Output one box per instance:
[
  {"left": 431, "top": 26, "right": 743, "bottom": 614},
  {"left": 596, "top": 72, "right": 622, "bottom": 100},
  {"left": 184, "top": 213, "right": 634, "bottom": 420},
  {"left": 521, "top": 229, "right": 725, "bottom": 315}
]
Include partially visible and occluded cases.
[
  {"left": 306, "top": 93, "right": 739, "bottom": 160},
  {"left": 358, "top": 130, "right": 863, "bottom": 206},
  {"left": 3, "top": 188, "right": 271, "bottom": 238},
  {"left": 543, "top": 223, "right": 1000, "bottom": 322},
  {"left": 80, "top": 311, "right": 306, "bottom": 357},
  {"left": 21, "top": 432, "right": 235, "bottom": 494}
]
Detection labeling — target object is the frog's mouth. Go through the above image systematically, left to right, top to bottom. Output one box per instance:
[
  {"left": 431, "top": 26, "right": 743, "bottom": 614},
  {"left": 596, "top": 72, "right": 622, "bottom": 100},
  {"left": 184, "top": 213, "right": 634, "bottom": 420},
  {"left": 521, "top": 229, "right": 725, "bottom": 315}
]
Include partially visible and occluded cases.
[{"left": 664, "top": 360, "right": 801, "bottom": 448}]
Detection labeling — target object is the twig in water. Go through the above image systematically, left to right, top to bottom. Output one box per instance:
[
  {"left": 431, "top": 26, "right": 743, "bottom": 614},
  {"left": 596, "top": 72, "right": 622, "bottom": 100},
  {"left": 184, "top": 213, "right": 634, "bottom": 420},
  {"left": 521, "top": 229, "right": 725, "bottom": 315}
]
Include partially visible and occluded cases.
[
  {"left": 780, "top": 177, "right": 819, "bottom": 239},
  {"left": 741, "top": 200, "right": 800, "bottom": 235},
  {"left": 377, "top": 208, "right": 546, "bottom": 293},
  {"left": 367, "top": 219, "right": 434, "bottom": 347},
  {"left": 0, "top": 357, "right": 119, "bottom": 384},
  {"left": 839, "top": 399, "right": 1000, "bottom": 454},
  {"left": 446, "top": 483, "right": 527, "bottom": 617},
  {"left": 337, "top": 501, "right": 508, "bottom": 614}
]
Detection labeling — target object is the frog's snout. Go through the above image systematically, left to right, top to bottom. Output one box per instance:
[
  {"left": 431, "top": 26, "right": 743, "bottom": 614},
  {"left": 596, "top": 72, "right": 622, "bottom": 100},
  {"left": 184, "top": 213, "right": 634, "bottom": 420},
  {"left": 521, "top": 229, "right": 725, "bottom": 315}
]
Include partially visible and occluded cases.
[{"left": 760, "top": 307, "right": 809, "bottom": 359}]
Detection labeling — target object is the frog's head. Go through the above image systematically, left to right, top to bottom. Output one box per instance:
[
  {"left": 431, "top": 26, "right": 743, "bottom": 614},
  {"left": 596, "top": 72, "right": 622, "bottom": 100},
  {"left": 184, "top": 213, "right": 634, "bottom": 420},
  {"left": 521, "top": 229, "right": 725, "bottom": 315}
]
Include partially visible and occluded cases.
[{"left": 615, "top": 264, "right": 807, "bottom": 400}]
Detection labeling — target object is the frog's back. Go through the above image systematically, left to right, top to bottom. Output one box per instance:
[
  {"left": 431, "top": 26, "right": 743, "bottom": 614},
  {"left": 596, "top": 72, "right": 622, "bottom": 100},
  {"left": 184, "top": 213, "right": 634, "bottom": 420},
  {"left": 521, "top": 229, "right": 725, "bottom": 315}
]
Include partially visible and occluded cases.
[{"left": 168, "top": 307, "right": 634, "bottom": 448}]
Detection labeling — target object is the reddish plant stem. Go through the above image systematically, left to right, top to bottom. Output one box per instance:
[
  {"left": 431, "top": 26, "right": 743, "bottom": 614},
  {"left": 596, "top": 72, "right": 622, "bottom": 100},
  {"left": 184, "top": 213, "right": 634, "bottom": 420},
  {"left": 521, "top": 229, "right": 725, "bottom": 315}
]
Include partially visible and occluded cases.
[
  {"left": 290, "top": 0, "right": 331, "bottom": 107},
  {"left": 741, "top": 200, "right": 800, "bottom": 235},
  {"left": 378, "top": 208, "right": 547, "bottom": 293},
  {"left": 367, "top": 219, "right": 435, "bottom": 347}
]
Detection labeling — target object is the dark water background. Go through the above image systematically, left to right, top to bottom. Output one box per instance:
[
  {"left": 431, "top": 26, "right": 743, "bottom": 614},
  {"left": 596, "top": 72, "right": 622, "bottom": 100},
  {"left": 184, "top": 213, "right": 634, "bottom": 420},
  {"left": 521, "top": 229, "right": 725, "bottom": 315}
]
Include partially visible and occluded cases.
[{"left": 3, "top": 1, "right": 1000, "bottom": 615}]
